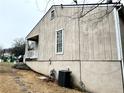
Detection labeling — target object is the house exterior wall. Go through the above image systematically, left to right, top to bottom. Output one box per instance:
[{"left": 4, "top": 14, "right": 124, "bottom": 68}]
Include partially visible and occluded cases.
[
  {"left": 25, "top": 6, "right": 123, "bottom": 93},
  {"left": 37, "top": 6, "right": 118, "bottom": 61},
  {"left": 38, "top": 6, "right": 80, "bottom": 60},
  {"left": 27, "top": 61, "right": 123, "bottom": 93}
]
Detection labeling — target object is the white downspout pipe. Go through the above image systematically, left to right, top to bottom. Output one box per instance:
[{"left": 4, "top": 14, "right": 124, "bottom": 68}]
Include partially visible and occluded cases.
[
  {"left": 113, "top": 7, "right": 124, "bottom": 89},
  {"left": 114, "top": 8, "right": 122, "bottom": 60}
]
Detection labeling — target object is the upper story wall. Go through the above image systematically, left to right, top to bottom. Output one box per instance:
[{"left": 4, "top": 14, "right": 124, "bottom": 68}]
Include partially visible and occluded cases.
[
  {"left": 26, "top": 5, "right": 118, "bottom": 61},
  {"left": 38, "top": 6, "right": 81, "bottom": 60},
  {"left": 79, "top": 7, "right": 118, "bottom": 60}
]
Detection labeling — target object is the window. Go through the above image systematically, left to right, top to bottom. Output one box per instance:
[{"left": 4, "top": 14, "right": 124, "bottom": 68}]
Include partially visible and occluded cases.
[
  {"left": 51, "top": 10, "right": 55, "bottom": 20},
  {"left": 56, "top": 30, "right": 63, "bottom": 54},
  {"left": 28, "top": 41, "right": 36, "bottom": 50}
]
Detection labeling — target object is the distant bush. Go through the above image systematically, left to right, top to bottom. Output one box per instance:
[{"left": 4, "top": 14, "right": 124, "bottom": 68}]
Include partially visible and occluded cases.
[
  {"left": 0, "top": 55, "right": 17, "bottom": 62},
  {"left": 2, "top": 56, "right": 8, "bottom": 62}
]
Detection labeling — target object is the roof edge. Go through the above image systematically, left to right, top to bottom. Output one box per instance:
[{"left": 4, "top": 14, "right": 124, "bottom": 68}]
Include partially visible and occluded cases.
[
  {"left": 26, "top": 2, "right": 122, "bottom": 39},
  {"left": 54, "top": 2, "right": 121, "bottom": 6},
  {"left": 26, "top": 5, "right": 54, "bottom": 38}
]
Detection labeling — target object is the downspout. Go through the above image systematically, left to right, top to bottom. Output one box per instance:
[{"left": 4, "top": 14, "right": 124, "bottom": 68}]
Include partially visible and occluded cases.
[
  {"left": 113, "top": 7, "right": 124, "bottom": 91},
  {"left": 77, "top": 9, "right": 85, "bottom": 91}
]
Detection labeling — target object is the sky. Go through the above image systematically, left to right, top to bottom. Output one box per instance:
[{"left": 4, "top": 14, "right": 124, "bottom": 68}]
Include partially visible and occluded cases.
[{"left": 0, "top": 0, "right": 123, "bottom": 49}]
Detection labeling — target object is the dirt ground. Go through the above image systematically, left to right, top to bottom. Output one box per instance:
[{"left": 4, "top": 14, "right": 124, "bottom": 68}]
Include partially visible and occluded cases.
[{"left": 0, "top": 62, "right": 83, "bottom": 93}]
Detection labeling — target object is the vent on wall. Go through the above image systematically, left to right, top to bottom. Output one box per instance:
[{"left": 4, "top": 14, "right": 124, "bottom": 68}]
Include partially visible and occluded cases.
[
  {"left": 107, "top": 0, "right": 112, "bottom": 4},
  {"left": 51, "top": 10, "right": 55, "bottom": 20}
]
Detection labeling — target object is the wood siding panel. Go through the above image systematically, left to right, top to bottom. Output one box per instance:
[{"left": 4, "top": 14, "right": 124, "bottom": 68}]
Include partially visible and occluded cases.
[
  {"left": 27, "top": 6, "right": 118, "bottom": 61},
  {"left": 79, "top": 7, "right": 117, "bottom": 60}
]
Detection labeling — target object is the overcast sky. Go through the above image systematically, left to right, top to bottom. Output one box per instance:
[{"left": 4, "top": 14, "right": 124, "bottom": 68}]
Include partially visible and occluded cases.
[{"left": 0, "top": 0, "right": 123, "bottom": 48}]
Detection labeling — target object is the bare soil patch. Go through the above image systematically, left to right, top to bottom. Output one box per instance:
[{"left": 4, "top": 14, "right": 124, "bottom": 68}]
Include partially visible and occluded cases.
[{"left": 0, "top": 63, "right": 84, "bottom": 93}]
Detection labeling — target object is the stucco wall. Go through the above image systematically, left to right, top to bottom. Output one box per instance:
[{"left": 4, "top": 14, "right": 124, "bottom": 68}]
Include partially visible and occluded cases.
[{"left": 26, "top": 61, "right": 123, "bottom": 93}]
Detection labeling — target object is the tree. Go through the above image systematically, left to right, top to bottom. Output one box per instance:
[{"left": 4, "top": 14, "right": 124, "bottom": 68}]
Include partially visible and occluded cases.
[{"left": 11, "top": 38, "right": 25, "bottom": 57}]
